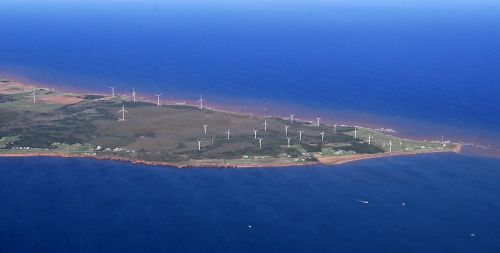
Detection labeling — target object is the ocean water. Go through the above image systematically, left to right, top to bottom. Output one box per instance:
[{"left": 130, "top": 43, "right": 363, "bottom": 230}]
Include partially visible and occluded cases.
[
  {"left": 0, "top": 1, "right": 499, "bottom": 153},
  {"left": 1, "top": 1, "right": 500, "bottom": 252},
  {"left": 0, "top": 155, "right": 499, "bottom": 253}
]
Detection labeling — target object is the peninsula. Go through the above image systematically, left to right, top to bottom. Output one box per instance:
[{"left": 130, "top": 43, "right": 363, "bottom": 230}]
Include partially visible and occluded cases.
[{"left": 0, "top": 79, "right": 460, "bottom": 168}]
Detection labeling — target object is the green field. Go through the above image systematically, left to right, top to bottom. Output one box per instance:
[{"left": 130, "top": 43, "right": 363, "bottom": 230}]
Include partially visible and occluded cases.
[{"left": 0, "top": 82, "right": 458, "bottom": 167}]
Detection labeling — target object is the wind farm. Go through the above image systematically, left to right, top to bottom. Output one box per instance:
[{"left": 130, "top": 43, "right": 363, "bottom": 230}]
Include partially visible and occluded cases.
[{"left": 0, "top": 80, "right": 460, "bottom": 168}]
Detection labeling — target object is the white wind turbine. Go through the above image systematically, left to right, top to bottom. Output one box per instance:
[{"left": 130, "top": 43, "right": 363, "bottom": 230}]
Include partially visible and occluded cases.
[
  {"left": 109, "top": 86, "right": 116, "bottom": 97},
  {"left": 32, "top": 88, "right": 37, "bottom": 103},
  {"left": 132, "top": 88, "right": 136, "bottom": 102},
  {"left": 155, "top": 93, "right": 163, "bottom": 106},
  {"left": 197, "top": 95, "right": 204, "bottom": 109},
  {"left": 118, "top": 104, "right": 128, "bottom": 121},
  {"left": 289, "top": 114, "right": 295, "bottom": 123},
  {"left": 316, "top": 117, "right": 321, "bottom": 126},
  {"left": 263, "top": 120, "right": 268, "bottom": 132},
  {"left": 203, "top": 124, "right": 208, "bottom": 134},
  {"left": 334, "top": 124, "right": 337, "bottom": 134},
  {"left": 285, "top": 125, "right": 290, "bottom": 135},
  {"left": 354, "top": 128, "right": 358, "bottom": 138},
  {"left": 225, "top": 129, "right": 231, "bottom": 139},
  {"left": 253, "top": 129, "right": 258, "bottom": 139},
  {"left": 298, "top": 130, "right": 304, "bottom": 141},
  {"left": 320, "top": 131, "right": 325, "bottom": 142},
  {"left": 368, "top": 134, "right": 373, "bottom": 145},
  {"left": 258, "top": 137, "right": 263, "bottom": 148},
  {"left": 287, "top": 137, "right": 292, "bottom": 148},
  {"left": 197, "top": 140, "right": 202, "bottom": 151},
  {"left": 389, "top": 141, "right": 393, "bottom": 152}
]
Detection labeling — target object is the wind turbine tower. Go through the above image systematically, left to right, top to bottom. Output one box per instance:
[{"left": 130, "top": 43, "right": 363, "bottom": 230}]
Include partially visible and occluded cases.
[
  {"left": 109, "top": 86, "right": 116, "bottom": 97},
  {"left": 32, "top": 88, "right": 37, "bottom": 103},
  {"left": 132, "top": 88, "right": 136, "bottom": 102},
  {"left": 155, "top": 93, "right": 163, "bottom": 107},
  {"left": 197, "top": 95, "right": 204, "bottom": 110},
  {"left": 118, "top": 104, "right": 128, "bottom": 121},
  {"left": 289, "top": 114, "right": 295, "bottom": 123},
  {"left": 316, "top": 117, "right": 321, "bottom": 126},
  {"left": 263, "top": 120, "right": 268, "bottom": 132},
  {"left": 203, "top": 124, "right": 208, "bottom": 134},
  {"left": 334, "top": 124, "right": 337, "bottom": 134},
  {"left": 285, "top": 125, "right": 290, "bottom": 135},
  {"left": 354, "top": 128, "right": 358, "bottom": 138},
  {"left": 225, "top": 129, "right": 231, "bottom": 139},
  {"left": 253, "top": 129, "right": 258, "bottom": 139},
  {"left": 298, "top": 130, "right": 304, "bottom": 141},
  {"left": 320, "top": 131, "right": 325, "bottom": 142},
  {"left": 368, "top": 134, "right": 373, "bottom": 145},
  {"left": 287, "top": 137, "right": 292, "bottom": 148},
  {"left": 258, "top": 138, "right": 263, "bottom": 148},
  {"left": 197, "top": 140, "right": 202, "bottom": 151},
  {"left": 389, "top": 141, "right": 393, "bottom": 152}
]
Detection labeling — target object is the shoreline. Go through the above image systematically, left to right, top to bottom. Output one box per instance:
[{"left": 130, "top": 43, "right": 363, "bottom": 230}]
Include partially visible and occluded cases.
[
  {"left": 0, "top": 73, "right": 461, "bottom": 141},
  {"left": 3, "top": 73, "right": 500, "bottom": 156},
  {"left": 0, "top": 78, "right": 469, "bottom": 168},
  {"left": 0, "top": 144, "right": 462, "bottom": 169}
]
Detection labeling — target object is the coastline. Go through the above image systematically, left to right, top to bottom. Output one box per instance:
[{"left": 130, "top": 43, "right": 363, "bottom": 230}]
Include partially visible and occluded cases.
[
  {"left": 2, "top": 73, "right": 499, "bottom": 157},
  {"left": 0, "top": 78, "right": 465, "bottom": 168},
  {"left": 0, "top": 143, "right": 462, "bottom": 169}
]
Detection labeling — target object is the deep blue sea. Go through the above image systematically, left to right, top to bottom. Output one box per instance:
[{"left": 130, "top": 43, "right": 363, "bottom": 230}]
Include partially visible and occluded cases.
[
  {"left": 0, "top": 1, "right": 500, "bottom": 252},
  {"left": 0, "top": 155, "right": 499, "bottom": 253}
]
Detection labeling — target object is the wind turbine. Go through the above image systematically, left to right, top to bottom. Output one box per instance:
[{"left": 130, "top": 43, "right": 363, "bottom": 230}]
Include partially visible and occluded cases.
[
  {"left": 109, "top": 86, "right": 116, "bottom": 97},
  {"left": 32, "top": 88, "right": 37, "bottom": 103},
  {"left": 132, "top": 88, "right": 136, "bottom": 102},
  {"left": 155, "top": 93, "right": 163, "bottom": 106},
  {"left": 197, "top": 95, "right": 204, "bottom": 109},
  {"left": 118, "top": 104, "right": 128, "bottom": 121},
  {"left": 289, "top": 114, "right": 295, "bottom": 123},
  {"left": 316, "top": 117, "right": 321, "bottom": 126},
  {"left": 263, "top": 120, "right": 268, "bottom": 132},
  {"left": 203, "top": 124, "right": 208, "bottom": 134},
  {"left": 334, "top": 124, "right": 337, "bottom": 134},
  {"left": 285, "top": 125, "right": 290, "bottom": 135},
  {"left": 354, "top": 128, "right": 358, "bottom": 138},
  {"left": 225, "top": 129, "right": 231, "bottom": 139},
  {"left": 253, "top": 129, "right": 258, "bottom": 139},
  {"left": 298, "top": 130, "right": 304, "bottom": 141},
  {"left": 320, "top": 131, "right": 325, "bottom": 142},
  {"left": 368, "top": 134, "right": 373, "bottom": 145},
  {"left": 258, "top": 137, "right": 263, "bottom": 148},
  {"left": 287, "top": 137, "right": 292, "bottom": 148},
  {"left": 197, "top": 140, "right": 202, "bottom": 151},
  {"left": 389, "top": 141, "right": 393, "bottom": 152}
]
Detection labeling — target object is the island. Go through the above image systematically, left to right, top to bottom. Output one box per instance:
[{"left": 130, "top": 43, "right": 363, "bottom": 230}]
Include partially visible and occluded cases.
[{"left": 0, "top": 79, "right": 460, "bottom": 168}]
